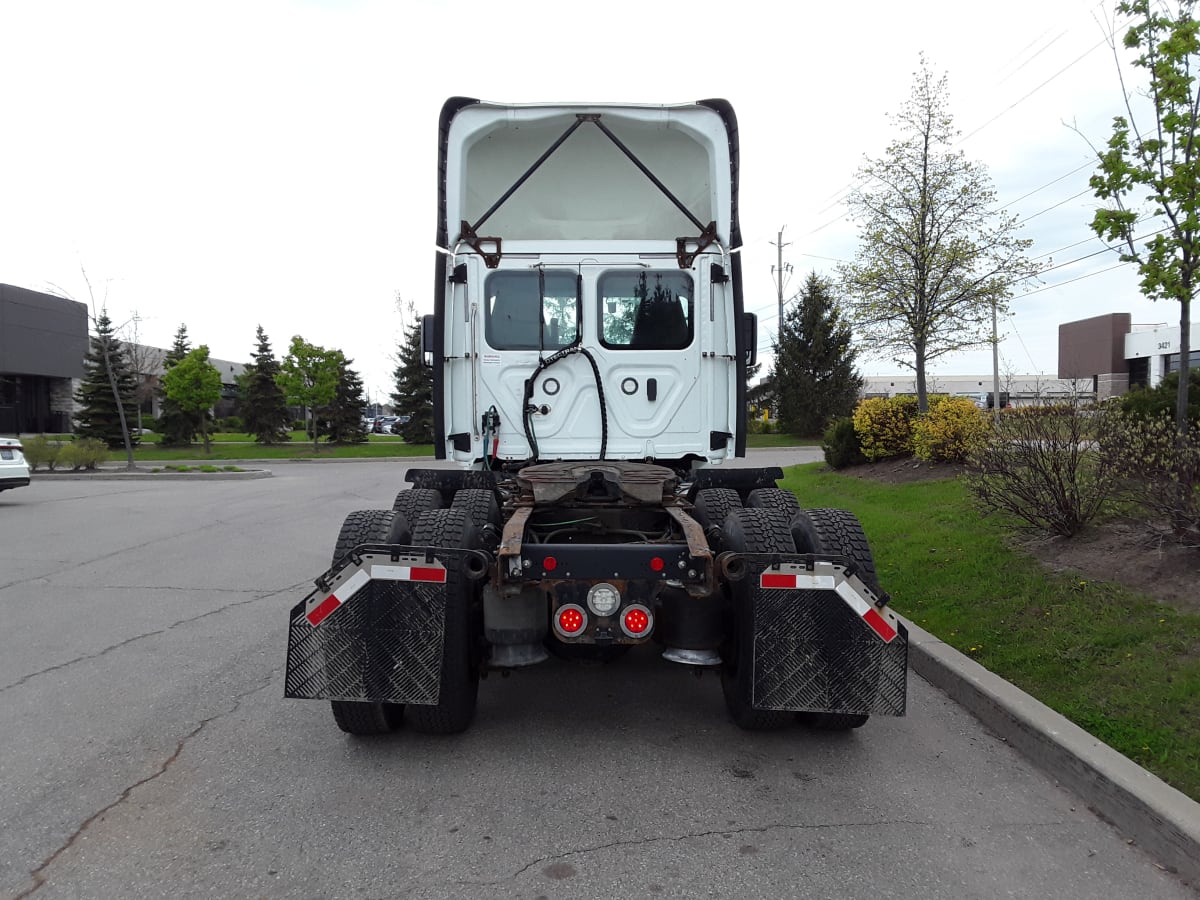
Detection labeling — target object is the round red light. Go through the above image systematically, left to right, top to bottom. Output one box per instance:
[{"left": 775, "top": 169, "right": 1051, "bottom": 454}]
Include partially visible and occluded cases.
[
  {"left": 544, "top": 556, "right": 558, "bottom": 572},
  {"left": 650, "top": 556, "right": 665, "bottom": 572},
  {"left": 558, "top": 607, "right": 584, "bottom": 634},
  {"left": 624, "top": 608, "right": 649, "bottom": 635}
]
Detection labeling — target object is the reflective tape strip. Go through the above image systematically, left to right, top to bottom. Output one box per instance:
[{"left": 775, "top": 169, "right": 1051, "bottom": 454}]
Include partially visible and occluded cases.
[
  {"left": 371, "top": 564, "right": 447, "bottom": 583},
  {"left": 760, "top": 567, "right": 898, "bottom": 644},
  {"left": 306, "top": 568, "right": 371, "bottom": 627},
  {"left": 760, "top": 572, "right": 836, "bottom": 590},
  {"left": 835, "top": 581, "right": 897, "bottom": 643}
]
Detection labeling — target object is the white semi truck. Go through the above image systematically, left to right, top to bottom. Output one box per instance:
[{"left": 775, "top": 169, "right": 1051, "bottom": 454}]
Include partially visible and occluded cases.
[{"left": 285, "top": 99, "right": 907, "bottom": 735}]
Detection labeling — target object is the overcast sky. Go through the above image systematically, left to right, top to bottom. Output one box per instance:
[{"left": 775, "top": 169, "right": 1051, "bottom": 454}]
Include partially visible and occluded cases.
[{"left": 0, "top": 0, "right": 1161, "bottom": 400}]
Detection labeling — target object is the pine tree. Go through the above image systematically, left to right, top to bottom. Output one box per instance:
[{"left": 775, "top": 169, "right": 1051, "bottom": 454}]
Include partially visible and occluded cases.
[
  {"left": 772, "top": 273, "right": 864, "bottom": 437},
  {"left": 74, "top": 310, "right": 141, "bottom": 449},
  {"left": 391, "top": 321, "right": 434, "bottom": 444},
  {"left": 158, "top": 324, "right": 197, "bottom": 447},
  {"left": 240, "top": 325, "right": 292, "bottom": 443},
  {"left": 318, "top": 356, "right": 369, "bottom": 443}
]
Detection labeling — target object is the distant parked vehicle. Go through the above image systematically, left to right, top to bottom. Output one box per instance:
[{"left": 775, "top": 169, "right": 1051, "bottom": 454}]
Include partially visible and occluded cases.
[
  {"left": 376, "top": 415, "right": 401, "bottom": 434},
  {"left": 0, "top": 437, "right": 31, "bottom": 493}
]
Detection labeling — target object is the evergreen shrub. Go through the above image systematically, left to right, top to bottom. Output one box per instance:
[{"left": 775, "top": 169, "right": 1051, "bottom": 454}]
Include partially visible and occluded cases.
[{"left": 822, "top": 417, "right": 867, "bottom": 469}]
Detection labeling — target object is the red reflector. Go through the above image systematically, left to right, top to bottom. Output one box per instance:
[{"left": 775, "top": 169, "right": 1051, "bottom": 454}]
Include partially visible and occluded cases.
[
  {"left": 544, "top": 556, "right": 558, "bottom": 572},
  {"left": 650, "top": 556, "right": 665, "bottom": 572},
  {"left": 410, "top": 566, "right": 446, "bottom": 583},
  {"left": 761, "top": 573, "right": 797, "bottom": 589},
  {"left": 306, "top": 594, "right": 340, "bottom": 627},
  {"left": 558, "top": 606, "right": 584, "bottom": 634},
  {"left": 624, "top": 607, "right": 649, "bottom": 635},
  {"left": 863, "top": 607, "right": 898, "bottom": 643}
]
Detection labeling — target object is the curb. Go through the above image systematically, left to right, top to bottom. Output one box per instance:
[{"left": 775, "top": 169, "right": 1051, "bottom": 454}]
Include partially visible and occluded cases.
[
  {"left": 32, "top": 468, "right": 272, "bottom": 481},
  {"left": 901, "top": 615, "right": 1200, "bottom": 885}
]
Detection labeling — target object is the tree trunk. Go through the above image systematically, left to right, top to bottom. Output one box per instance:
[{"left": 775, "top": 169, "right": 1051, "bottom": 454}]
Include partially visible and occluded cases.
[
  {"left": 1177, "top": 294, "right": 1191, "bottom": 434},
  {"left": 914, "top": 345, "right": 929, "bottom": 413},
  {"left": 201, "top": 414, "right": 210, "bottom": 454}
]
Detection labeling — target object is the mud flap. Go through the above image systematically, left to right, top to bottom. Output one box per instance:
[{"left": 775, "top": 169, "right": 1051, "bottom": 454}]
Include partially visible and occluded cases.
[
  {"left": 284, "top": 547, "right": 483, "bottom": 704},
  {"left": 740, "top": 554, "right": 907, "bottom": 716}
]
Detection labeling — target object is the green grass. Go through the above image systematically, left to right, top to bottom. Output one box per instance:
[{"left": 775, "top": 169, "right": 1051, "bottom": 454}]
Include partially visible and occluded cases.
[
  {"left": 746, "top": 433, "right": 821, "bottom": 448},
  {"left": 125, "top": 440, "right": 435, "bottom": 461},
  {"left": 781, "top": 462, "right": 1200, "bottom": 802}
]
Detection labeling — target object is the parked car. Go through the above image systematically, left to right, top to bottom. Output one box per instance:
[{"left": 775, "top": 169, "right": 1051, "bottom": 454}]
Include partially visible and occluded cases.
[
  {"left": 376, "top": 415, "right": 401, "bottom": 434},
  {"left": 0, "top": 437, "right": 31, "bottom": 493}
]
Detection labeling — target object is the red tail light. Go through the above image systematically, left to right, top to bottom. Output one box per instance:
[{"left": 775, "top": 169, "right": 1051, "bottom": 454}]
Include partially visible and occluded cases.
[
  {"left": 554, "top": 604, "right": 587, "bottom": 638},
  {"left": 620, "top": 604, "right": 653, "bottom": 638}
]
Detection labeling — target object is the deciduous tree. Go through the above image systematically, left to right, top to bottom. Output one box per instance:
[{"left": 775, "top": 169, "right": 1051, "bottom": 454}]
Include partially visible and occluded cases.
[
  {"left": 1090, "top": 0, "right": 1200, "bottom": 433},
  {"left": 839, "top": 56, "right": 1045, "bottom": 411},
  {"left": 158, "top": 324, "right": 198, "bottom": 447},
  {"left": 278, "top": 336, "right": 341, "bottom": 452},
  {"left": 161, "top": 346, "right": 222, "bottom": 453}
]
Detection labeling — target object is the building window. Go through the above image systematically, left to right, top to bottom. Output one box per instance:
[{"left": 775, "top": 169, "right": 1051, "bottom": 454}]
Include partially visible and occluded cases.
[{"left": 1164, "top": 350, "right": 1200, "bottom": 374}]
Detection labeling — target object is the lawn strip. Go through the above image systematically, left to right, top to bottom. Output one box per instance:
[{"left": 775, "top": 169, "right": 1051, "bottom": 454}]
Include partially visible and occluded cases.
[{"left": 780, "top": 462, "right": 1200, "bottom": 801}]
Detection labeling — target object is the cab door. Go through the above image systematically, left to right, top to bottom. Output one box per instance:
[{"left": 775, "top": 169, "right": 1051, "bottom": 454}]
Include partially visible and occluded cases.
[{"left": 589, "top": 267, "right": 707, "bottom": 459}]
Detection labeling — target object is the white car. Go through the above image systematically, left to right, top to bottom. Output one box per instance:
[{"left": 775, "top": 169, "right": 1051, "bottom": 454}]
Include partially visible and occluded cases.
[{"left": 0, "top": 437, "right": 30, "bottom": 493}]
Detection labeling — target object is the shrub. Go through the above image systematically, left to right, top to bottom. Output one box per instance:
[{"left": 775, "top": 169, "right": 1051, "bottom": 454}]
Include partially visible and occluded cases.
[
  {"left": 1119, "top": 370, "right": 1200, "bottom": 424},
  {"left": 852, "top": 395, "right": 918, "bottom": 461},
  {"left": 912, "top": 397, "right": 991, "bottom": 462},
  {"left": 964, "top": 403, "right": 1119, "bottom": 536},
  {"left": 1100, "top": 411, "right": 1200, "bottom": 544},
  {"left": 140, "top": 414, "right": 157, "bottom": 432},
  {"left": 221, "top": 416, "right": 243, "bottom": 433},
  {"left": 822, "top": 416, "right": 867, "bottom": 469},
  {"left": 21, "top": 435, "right": 61, "bottom": 471},
  {"left": 57, "top": 437, "right": 110, "bottom": 471}
]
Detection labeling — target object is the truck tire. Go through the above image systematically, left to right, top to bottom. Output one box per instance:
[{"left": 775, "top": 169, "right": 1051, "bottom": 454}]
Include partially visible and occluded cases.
[
  {"left": 746, "top": 487, "right": 801, "bottom": 520},
  {"left": 391, "top": 488, "right": 444, "bottom": 544},
  {"left": 450, "top": 488, "right": 500, "bottom": 529},
  {"left": 692, "top": 488, "right": 742, "bottom": 548},
  {"left": 405, "top": 507, "right": 482, "bottom": 734},
  {"left": 719, "top": 507, "right": 796, "bottom": 730},
  {"left": 794, "top": 507, "right": 879, "bottom": 731},
  {"left": 329, "top": 509, "right": 405, "bottom": 736}
]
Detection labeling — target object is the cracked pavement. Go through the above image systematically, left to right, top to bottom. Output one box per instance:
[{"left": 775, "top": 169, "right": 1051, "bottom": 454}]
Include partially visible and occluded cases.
[{"left": 0, "top": 457, "right": 1194, "bottom": 899}]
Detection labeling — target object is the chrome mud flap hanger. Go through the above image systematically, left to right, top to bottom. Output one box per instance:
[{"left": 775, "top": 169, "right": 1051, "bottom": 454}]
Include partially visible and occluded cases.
[{"left": 457, "top": 113, "right": 717, "bottom": 269}]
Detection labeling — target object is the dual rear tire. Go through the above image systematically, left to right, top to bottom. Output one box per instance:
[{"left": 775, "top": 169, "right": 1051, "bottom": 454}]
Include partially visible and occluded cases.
[{"left": 329, "top": 499, "right": 485, "bottom": 737}]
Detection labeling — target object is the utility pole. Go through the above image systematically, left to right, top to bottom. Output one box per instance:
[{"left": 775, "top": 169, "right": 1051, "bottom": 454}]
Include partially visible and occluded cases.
[
  {"left": 770, "top": 226, "right": 792, "bottom": 334},
  {"left": 991, "top": 299, "right": 1001, "bottom": 422}
]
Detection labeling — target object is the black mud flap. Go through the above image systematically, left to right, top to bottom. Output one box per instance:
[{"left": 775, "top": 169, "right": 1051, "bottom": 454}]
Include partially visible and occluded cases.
[
  {"left": 284, "top": 546, "right": 485, "bottom": 704},
  {"left": 737, "top": 554, "right": 908, "bottom": 716}
]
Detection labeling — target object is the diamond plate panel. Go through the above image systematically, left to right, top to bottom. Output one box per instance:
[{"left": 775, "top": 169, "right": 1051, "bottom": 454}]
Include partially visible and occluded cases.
[
  {"left": 745, "top": 557, "right": 907, "bottom": 716},
  {"left": 286, "top": 576, "right": 447, "bottom": 704}
]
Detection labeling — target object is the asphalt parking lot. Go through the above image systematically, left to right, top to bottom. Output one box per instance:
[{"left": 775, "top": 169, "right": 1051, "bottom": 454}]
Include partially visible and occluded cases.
[{"left": 1, "top": 458, "right": 1195, "bottom": 899}]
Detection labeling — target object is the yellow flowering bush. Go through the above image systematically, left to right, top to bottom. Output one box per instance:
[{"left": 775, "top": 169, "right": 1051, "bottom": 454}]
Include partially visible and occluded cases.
[
  {"left": 852, "top": 395, "right": 919, "bottom": 461},
  {"left": 912, "top": 396, "right": 991, "bottom": 462}
]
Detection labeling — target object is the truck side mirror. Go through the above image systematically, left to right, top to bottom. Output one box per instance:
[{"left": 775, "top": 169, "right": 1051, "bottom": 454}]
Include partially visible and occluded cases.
[
  {"left": 742, "top": 313, "right": 757, "bottom": 367},
  {"left": 421, "top": 314, "right": 435, "bottom": 367}
]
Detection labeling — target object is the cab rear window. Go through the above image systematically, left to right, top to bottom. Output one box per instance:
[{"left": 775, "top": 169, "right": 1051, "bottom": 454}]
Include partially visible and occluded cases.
[{"left": 599, "top": 270, "right": 693, "bottom": 350}]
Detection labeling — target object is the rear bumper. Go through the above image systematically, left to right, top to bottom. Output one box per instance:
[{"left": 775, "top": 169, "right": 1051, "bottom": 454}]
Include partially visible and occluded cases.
[{"left": 0, "top": 474, "right": 30, "bottom": 490}]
